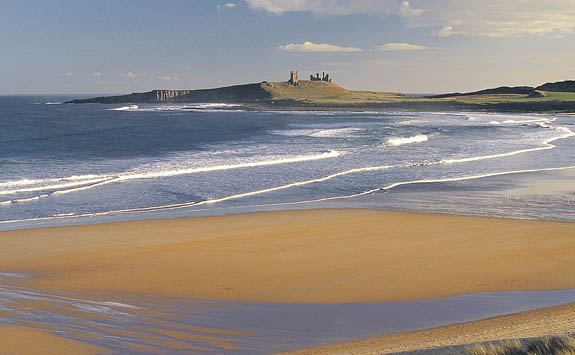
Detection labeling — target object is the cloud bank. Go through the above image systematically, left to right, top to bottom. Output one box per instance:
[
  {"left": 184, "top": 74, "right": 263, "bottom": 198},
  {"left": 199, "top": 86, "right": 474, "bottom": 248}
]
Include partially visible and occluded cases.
[
  {"left": 245, "top": 0, "right": 575, "bottom": 38},
  {"left": 246, "top": 0, "right": 406, "bottom": 16},
  {"left": 278, "top": 41, "right": 363, "bottom": 53},
  {"left": 377, "top": 43, "right": 426, "bottom": 51}
]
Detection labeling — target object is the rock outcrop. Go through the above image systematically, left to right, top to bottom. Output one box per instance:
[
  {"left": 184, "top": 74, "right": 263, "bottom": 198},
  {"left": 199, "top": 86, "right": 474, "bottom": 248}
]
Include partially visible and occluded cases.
[{"left": 68, "top": 83, "right": 273, "bottom": 104}]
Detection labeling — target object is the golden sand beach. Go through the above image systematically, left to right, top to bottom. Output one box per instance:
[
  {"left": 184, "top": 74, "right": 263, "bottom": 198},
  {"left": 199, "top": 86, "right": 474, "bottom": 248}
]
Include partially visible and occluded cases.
[
  {"left": 1, "top": 209, "right": 575, "bottom": 353},
  {"left": 2, "top": 209, "right": 575, "bottom": 303}
]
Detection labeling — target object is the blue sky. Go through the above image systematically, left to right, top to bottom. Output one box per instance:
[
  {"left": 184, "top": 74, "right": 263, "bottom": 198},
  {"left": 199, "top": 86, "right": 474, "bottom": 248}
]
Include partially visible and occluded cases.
[{"left": 1, "top": 0, "right": 575, "bottom": 94}]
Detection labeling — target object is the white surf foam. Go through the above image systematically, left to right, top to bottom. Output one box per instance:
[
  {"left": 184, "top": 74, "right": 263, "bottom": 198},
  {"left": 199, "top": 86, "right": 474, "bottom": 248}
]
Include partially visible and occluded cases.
[
  {"left": 108, "top": 103, "right": 243, "bottom": 112},
  {"left": 192, "top": 103, "right": 242, "bottom": 109},
  {"left": 109, "top": 105, "right": 139, "bottom": 111},
  {"left": 395, "top": 119, "right": 430, "bottom": 126},
  {"left": 442, "top": 126, "right": 575, "bottom": 164},
  {"left": 272, "top": 128, "right": 362, "bottom": 138},
  {"left": 387, "top": 134, "right": 429, "bottom": 146},
  {"left": 0, "top": 151, "right": 342, "bottom": 203},
  {"left": 119, "top": 151, "right": 342, "bottom": 181},
  {"left": 195, "top": 165, "right": 392, "bottom": 206},
  {"left": 382, "top": 165, "right": 575, "bottom": 192},
  {"left": 0, "top": 175, "right": 104, "bottom": 189},
  {"left": 0, "top": 178, "right": 112, "bottom": 196}
]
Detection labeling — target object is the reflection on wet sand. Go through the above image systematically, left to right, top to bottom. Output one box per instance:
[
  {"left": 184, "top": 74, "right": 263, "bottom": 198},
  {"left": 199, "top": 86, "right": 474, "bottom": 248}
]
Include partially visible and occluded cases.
[{"left": 0, "top": 275, "right": 252, "bottom": 354}]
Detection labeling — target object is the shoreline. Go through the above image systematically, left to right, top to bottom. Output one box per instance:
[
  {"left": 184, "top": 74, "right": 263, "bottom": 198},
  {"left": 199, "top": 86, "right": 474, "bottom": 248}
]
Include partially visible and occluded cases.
[
  {"left": 68, "top": 100, "right": 575, "bottom": 114},
  {"left": 240, "top": 101, "right": 575, "bottom": 114},
  {"left": 2, "top": 165, "right": 575, "bottom": 232}
]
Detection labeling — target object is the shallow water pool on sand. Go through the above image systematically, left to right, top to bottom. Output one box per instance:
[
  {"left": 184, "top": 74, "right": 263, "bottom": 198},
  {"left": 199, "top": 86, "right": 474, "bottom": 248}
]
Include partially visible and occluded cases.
[{"left": 1, "top": 274, "right": 574, "bottom": 354}]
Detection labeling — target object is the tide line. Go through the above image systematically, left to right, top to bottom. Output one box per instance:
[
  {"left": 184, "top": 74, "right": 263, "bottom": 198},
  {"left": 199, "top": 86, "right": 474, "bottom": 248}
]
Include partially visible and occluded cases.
[
  {"left": 442, "top": 126, "right": 574, "bottom": 164},
  {"left": 179, "top": 164, "right": 575, "bottom": 214},
  {"left": 193, "top": 165, "right": 392, "bottom": 206},
  {"left": 381, "top": 165, "right": 575, "bottom": 191}
]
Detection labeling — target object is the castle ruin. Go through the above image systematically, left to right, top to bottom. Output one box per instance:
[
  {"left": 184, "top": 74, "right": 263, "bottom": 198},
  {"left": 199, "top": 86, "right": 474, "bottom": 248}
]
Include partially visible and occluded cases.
[
  {"left": 288, "top": 71, "right": 332, "bottom": 86},
  {"left": 289, "top": 71, "right": 299, "bottom": 86},
  {"left": 310, "top": 72, "right": 331, "bottom": 82}
]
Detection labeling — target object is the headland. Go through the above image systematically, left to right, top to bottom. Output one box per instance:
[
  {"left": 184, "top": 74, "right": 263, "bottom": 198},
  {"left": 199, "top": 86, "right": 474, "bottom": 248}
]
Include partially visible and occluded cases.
[{"left": 67, "top": 72, "right": 575, "bottom": 113}]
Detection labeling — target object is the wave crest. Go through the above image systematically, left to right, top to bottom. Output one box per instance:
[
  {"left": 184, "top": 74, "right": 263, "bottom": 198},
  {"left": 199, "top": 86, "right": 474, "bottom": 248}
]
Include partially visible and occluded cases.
[{"left": 387, "top": 134, "right": 429, "bottom": 146}]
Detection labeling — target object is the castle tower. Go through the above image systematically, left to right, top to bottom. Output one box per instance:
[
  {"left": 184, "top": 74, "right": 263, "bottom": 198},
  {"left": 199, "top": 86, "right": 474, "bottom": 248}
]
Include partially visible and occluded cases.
[{"left": 289, "top": 71, "right": 299, "bottom": 86}]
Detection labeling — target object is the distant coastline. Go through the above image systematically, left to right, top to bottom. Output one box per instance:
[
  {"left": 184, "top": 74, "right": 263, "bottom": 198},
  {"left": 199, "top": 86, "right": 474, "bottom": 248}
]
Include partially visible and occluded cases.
[{"left": 67, "top": 77, "right": 575, "bottom": 113}]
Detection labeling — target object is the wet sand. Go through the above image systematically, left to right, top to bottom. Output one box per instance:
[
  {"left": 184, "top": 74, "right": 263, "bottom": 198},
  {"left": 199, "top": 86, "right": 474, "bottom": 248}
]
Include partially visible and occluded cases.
[
  {"left": 1, "top": 209, "right": 575, "bottom": 303},
  {"left": 2, "top": 209, "right": 575, "bottom": 353},
  {"left": 287, "top": 302, "right": 575, "bottom": 354},
  {"left": 0, "top": 324, "right": 108, "bottom": 355}
]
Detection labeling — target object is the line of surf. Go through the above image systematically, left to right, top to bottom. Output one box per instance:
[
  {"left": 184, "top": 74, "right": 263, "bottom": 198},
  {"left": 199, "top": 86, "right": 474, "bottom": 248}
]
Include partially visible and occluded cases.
[
  {"left": 2, "top": 122, "right": 572, "bottom": 206},
  {"left": 442, "top": 126, "right": 574, "bottom": 164},
  {"left": 387, "top": 134, "right": 429, "bottom": 146},
  {"left": 0, "top": 151, "right": 342, "bottom": 197},
  {"left": 4, "top": 164, "right": 575, "bottom": 228},
  {"left": 180, "top": 164, "right": 575, "bottom": 214},
  {"left": 0, "top": 165, "right": 392, "bottom": 225},
  {"left": 381, "top": 165, "right": 575, "bottom": 192},
  {"left": 0, "top": 178, "right": 112, "bottom": 196}
]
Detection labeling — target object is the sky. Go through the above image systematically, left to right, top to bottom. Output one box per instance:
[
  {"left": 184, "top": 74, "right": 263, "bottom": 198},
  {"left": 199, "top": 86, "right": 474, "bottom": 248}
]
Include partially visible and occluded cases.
[{"left": 1, "top": 0, "right": 575, "bottom": 94}]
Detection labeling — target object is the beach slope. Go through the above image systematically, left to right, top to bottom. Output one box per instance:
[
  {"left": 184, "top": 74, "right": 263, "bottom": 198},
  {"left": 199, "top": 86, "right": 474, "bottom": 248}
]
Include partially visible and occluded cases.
[{"left": 1, "top": 209, "right": 575, "bottom": 303}]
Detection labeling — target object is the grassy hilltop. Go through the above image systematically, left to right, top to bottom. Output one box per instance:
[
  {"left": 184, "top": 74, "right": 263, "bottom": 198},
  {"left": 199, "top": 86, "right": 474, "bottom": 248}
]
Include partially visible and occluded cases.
[
  {"left": 68, "top": 79, "right": 575, "bottom": 112},
  {"left": 68, "top": 80, "right": 405, "bottom": 105},
  {"left": 261, "top": 80, "right": 405, "bottom": 103}
]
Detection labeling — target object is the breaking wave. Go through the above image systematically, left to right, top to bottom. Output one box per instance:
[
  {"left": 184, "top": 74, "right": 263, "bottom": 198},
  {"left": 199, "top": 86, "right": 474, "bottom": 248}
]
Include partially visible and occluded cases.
[
  {"left": 108, "top": 103, "right": 243, "bottom": 112},
  {"left": 109, "top": 105, "right": 139, "bottom": 111},
  {"left": 272, "top": 127, "right": 362, "bottom": 138},
  {"left": 387, "top": 134, "right": 429, "bottom": 146},
  {"left": 0, "top": 151, "right": 343, "bottom": 204}
]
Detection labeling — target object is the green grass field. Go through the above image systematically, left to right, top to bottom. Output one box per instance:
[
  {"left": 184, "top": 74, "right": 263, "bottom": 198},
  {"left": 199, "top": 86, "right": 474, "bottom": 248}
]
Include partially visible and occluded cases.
[{"left": 262, "top": 81, "right": 575, "bottom": 106}]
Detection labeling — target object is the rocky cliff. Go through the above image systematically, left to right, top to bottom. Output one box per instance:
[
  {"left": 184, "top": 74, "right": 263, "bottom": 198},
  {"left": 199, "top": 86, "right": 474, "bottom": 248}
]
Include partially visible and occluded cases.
[{"left": 68, "top": 83, "right": 273, "bottom": 104}]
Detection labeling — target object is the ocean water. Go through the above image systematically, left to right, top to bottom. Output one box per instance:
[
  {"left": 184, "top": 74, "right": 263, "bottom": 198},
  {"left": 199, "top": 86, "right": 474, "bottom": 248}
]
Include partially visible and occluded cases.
[{"left": 1, "top": 96, "right": 575, "bottom": 228}]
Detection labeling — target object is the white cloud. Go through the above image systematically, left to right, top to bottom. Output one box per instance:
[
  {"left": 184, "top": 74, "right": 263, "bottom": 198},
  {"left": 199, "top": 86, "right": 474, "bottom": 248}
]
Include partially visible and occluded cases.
[
  {"left": 245, "top": 0, "right": 575, "bottom": 38},
  {"left": 246, "top": 0, "right": 400, "bottom": 16},
  {"left": 398, "top": 1, "right": 422, "bottom": 17},
  {"left": 404, "top": 1, "right": 575, "bottom": 38},
  {"left": 217, "top": 3, "right": 236, "bottom": 11},
  {"left": 436, "top": 25, "right": 455, "bottom": 37},
  {"left": 278, "top": 41, "right": 363, "bottom": 53},
  {"left": 377, "top": 43, "right": 426, "bottom": 51},
  {"left": 65, "top": 72, "right": 73, "bottom": 77},
  {"left": 92, "top": 72, "right": 102, "bottom": 77},
  {"left": 120, "top": 72, "right": 145, "bottom": 79},
  {"left": 157, "top": 74, "right": 182, "bottom": 81}
]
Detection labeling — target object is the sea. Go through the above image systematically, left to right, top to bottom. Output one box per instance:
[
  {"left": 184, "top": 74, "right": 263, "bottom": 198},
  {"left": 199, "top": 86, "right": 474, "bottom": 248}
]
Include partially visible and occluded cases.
[
  {"left": 1, "top": 95, "right": 575, "bottom": 229},
  {"left": 2, "top": 95, "right": 575, "bottom": 353}
]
